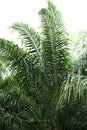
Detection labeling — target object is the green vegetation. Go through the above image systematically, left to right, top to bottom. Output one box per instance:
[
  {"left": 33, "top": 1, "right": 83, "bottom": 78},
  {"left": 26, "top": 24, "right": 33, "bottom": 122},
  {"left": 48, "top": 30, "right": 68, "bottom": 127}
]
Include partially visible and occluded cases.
[{"left": 0, "top": 1, "right": 87, "bottom": 130}]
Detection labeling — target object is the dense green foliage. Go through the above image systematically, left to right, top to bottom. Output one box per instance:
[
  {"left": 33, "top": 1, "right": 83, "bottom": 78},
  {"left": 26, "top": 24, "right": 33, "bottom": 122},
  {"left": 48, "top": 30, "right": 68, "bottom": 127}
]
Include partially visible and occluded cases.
[{"left": 0, "top": 1, "right": 87, "bottom": 130}]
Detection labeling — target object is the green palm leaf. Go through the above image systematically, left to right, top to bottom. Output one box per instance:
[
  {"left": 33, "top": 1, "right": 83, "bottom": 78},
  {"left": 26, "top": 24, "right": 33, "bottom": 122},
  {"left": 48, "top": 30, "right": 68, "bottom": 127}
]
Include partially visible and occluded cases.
[
  {"left": 39, "top": 1, "right": 70, "bottom": 87},
  {"left": 10, "top": 23, "right": 42, "bottom": 67},
  {"left": 0, "top": 39, "right": 41, "bottom": 100}
]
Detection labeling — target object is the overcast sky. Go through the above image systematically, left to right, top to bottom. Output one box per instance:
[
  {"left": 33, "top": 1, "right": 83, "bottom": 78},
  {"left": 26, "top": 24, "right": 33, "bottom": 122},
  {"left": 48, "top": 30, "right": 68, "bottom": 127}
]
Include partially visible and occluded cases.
[{"left": 0, "top": 0, "right": 87, "bottom": 42}]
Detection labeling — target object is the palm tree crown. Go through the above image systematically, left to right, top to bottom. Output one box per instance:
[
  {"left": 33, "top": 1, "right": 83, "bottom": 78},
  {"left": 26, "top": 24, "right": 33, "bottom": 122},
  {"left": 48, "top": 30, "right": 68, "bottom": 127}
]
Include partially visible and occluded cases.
[{"left": 0, "top": 1, "right": 76, "bottom": 130}]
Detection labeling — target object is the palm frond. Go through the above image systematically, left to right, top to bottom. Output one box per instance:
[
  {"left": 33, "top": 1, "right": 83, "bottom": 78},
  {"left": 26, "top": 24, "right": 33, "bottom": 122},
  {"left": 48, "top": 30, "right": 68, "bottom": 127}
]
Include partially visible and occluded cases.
[
  {"left": 39, "top": 1, "right": 71, "bottom": 87},
  {"left": 10, "top": 23, "right": 42, "bottom": 67},
  {"left": 0, "top": 39, "right": 37, "bottom": 91},
  {"left": 0, "top": 39, "right": 42, "bottom": 113},
  {"left": 57, "top": 74, "right": 87, "bottom": 110},
  {"left": 0, "top": 92, "right": 40, "bottom": 130}
]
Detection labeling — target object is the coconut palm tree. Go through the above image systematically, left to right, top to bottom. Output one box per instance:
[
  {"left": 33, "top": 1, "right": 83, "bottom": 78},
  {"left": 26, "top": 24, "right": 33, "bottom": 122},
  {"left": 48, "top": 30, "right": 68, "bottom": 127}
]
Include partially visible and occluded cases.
[{"left": 0, "top": 1, "right": 72, "bottom": 130}]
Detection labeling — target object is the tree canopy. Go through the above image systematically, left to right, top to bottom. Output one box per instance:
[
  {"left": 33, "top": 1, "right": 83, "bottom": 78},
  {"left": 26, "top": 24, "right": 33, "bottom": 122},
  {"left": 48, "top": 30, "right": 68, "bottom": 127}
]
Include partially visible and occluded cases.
[{"left": 0, "top": 1, "right": 87, "bottom": 130}]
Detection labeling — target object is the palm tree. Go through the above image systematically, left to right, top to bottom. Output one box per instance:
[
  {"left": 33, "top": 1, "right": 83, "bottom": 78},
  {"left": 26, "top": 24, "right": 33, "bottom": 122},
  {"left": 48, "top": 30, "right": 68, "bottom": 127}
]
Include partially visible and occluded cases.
[{"left": 0, "top": 1, "right": 72, "bottom": 130}]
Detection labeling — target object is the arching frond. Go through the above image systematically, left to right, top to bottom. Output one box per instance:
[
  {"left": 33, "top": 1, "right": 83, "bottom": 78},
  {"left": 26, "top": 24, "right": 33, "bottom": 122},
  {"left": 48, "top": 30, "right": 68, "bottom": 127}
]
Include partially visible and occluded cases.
[
  {"left": 39, "top": 1, "right": 71, "bottom": 87},
  {"left": 10, "top": 23, "right": 42, "bottom": 67},
  {"left": 0, "top": 39, "right": 37, "bottom": 92},
  {"left": 57, "top": 74, "right": 87, "bottom": 110}
]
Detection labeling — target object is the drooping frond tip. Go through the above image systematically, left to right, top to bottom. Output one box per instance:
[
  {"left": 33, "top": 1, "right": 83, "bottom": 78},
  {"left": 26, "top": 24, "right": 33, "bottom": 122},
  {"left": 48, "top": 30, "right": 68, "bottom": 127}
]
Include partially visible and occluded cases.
[
  {"left": 45, "top": 0, "right": 50, "bottom": 3},
  {"left": 45, "top": 0, "right": 56, "bottom": 7}
]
